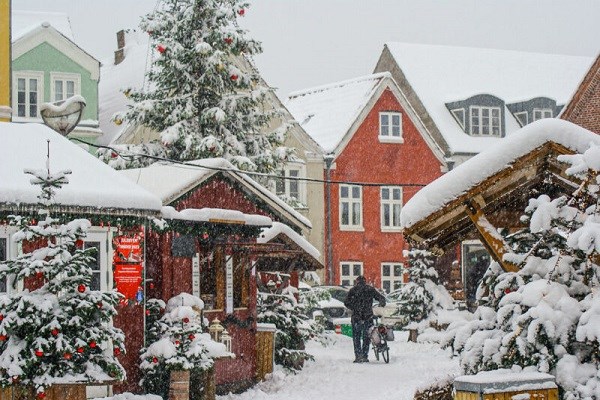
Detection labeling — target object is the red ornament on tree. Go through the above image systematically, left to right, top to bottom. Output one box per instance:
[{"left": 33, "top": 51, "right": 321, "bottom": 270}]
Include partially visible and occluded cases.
[
  {"left": 238, "top": 9, "right": 245, "bottom": 16},
  {"left": 224, "top": 37, "right": 233, "bottom": 44},
  {"left": 157, "top": 45, "right": 167, "bottom": 54},
  {"left": 230, "top": 74, "right": 238, "bottom": 81},
  {"left": 202, "top": 232, "right": 209, "bottom": 240},
  {"left": 75, "top": 239, "right": 84, "bottom": 248},
  {"left": 36, "top": 271, "right": 44, "bottom": 280},
  {"left": 77, "top": 284, "right": 86, "bottom": 293},
  {"left": 504, "top": 288, "right": 512, "bottom": 294},
  {"left": 97, "top": 302, "right": 103, "bottom": 309},
  {"left": 146, "top": 309, "right": 151, "bottom": 316},
  {"left": 0, "top": 314, "right": 4, "bottom": 321},
  {"left": 182, "top": 317, "right": 190, "bottom": 323},
  {"left": 51, "top": 329, "right": 59, "bottom": 337},
  {"left": 188, "top": 334, "right": 195, "bottom": 340},
  {"left": 0, "top": 335, "right": 7, "bottom": 341},
  {"left": 89, "top": 340, "right": 97, "bottom": 348},
  {"left": 175, "top": 340, "right": 180, "bottom": 345},
  {"left": 77, "top": 347, "right": 84, "bottom": 354},
  {"left": 113, "top": 347, "right": 121, "bottom": 356},
  {"left": 35, "top": 349, "right": 44, "bottom": 357},
  {"left": 63, "top": 352, "right": 72, "bottom": 360},
  {"left": 152, "top": 357, "right": 159, "bottom": 363},
  {"left": 36, "top": 392, "right": 46, "bottom": 400}
]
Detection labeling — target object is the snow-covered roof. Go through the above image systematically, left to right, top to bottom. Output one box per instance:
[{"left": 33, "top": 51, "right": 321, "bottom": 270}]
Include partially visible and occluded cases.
[
  {"left": 12, "top": 10, "right": 74, "bottom": 42},
  {"left": 98, "top": 30, "right": 151, "bottom": 145},
  {"left": 384, "top": 43, "right": 594, "bottom": 155},
  {"left": 284, "top": 72, "right": 390, "bottom": 153},
  {"left": 401, "top": 119, "right": 600, "bottom": 229},
  {"left": 0, "top": 122, "right": 162, "bottom": 214},
  {"left": 119, "top": 158, "right": 312, "bottom": 229},
  {"left": 161, "top": 206, "right": 272, "bottom": 227},
  {"left": 258, "top": 221, "right": 321, "bottom": 260}
]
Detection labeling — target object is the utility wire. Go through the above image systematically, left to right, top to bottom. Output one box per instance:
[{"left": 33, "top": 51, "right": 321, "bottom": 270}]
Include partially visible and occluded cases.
[{"left": 72, "top": 138, "right": 427, "bottom": 188}]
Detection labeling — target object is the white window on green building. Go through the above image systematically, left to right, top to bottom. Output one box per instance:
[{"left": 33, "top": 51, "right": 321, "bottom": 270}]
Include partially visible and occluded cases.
[
  {"left": 13, "top": 71, "right": 44, "bottom": 120},
  {"left": 51, "top": 73, "right": 80, "bottom": 103}
]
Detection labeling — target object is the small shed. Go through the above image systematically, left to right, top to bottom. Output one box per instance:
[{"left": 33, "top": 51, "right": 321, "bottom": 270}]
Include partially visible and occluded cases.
[{"left": 455, "top": 370, "right": 558, "bottom": 400}]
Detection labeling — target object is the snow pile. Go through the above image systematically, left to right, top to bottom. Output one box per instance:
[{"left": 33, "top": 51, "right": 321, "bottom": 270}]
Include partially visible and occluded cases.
[
  {"left": 161, "top": 206, "right": 272, "bottom": 227},
  {"left": 258, "top": 222, "right": 321, "bottom": 260}
]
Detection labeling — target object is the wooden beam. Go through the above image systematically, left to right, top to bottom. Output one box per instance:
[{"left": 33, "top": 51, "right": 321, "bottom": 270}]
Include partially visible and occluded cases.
[{"left": 463, "top": 198, "right": 519, "bottom": 272}]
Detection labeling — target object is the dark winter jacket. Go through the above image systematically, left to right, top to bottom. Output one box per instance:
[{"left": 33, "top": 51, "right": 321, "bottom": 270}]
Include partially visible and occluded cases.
[{"left": 343, "top": 282, "right": 386, "bottom": 321}]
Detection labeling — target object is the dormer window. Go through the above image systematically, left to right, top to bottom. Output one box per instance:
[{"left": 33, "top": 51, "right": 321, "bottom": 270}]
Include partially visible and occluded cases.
[
  {"left": 507, "top": 97, "right": 562, "bottom": 127},
  {"left": 470, "top": 106, "right": 501, "bottom": 136},
  {"left": 533, "top": 108, "right": 553, "bottom": 121},
  {"left": 379, "top": 112, "right": 403, "bottom": 143}
]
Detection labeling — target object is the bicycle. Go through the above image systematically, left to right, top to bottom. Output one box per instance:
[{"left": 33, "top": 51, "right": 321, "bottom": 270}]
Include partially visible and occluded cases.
[{"left": 370, "top": 318, "right": 391, "bottom": 363}]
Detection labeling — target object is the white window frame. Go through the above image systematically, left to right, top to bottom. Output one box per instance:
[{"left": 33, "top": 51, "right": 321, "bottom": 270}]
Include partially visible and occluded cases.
[
  {"left": 12, "top": 70, "right": 44, "bottom": 122},
  {"left": 50, "top": 72, "right": 81, "bottom": 103},
  {"left": 469, "top": 106, "right": 501, "bottom": 137},
  {"left": 533, "top": 108, "right": 553, "bottom": 121},
  {"left": 379, "top": 111, "right": 403, "bottom": 143},
  {"left": 275, "top": 162, "right": 307, "bottom": 205},
  {"left": 339, "top": 184, "right": 363, "bottom": 231},
  {"left": 380, "top": 186, "right": 402, "bottom": 232},
  {"left": 0, "top": 226, "right": 20, "bottom": 295},
  {"left": 83, "top": 229, "right": 113, "bottom": 291},
  {"left": 340, "top": 261, "right": 363, "bottom": 287},
  {"left": 381, "top": 262, "right": 406, "bottom": 293}
]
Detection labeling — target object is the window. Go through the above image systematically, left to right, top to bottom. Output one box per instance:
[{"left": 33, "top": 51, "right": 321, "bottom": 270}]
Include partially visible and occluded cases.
[
  {"left": 13, "top": 71, "right": 44, "bottom": 120},
  {"left": 50, "top": 73, "right": 80, "bottom": 103},
  {"left": 469, "top": 106, "right": 501, "bottom": 136},
  {"left": 450, "top": 108, "right": 466, "bottom": 129},
  {"left": 533, "top": 108, "right": 553, "bottom": 121},
  {"left": 514, "top": 111, "right": 528, "bottom": 127},
  {"left": 379, "top": 112, "right": 403, "bottom": 142},
  {"left": 275, "top": 164, "right": 306, "bottom": 205},
  {"left": 339, "top": 185, "right": 362, "bottom": 229},
  {"left": 381, "top": 187, "right": 402, "bottom": 230},
  {"left": 83, "top": 231, "right": 110, "bottom": 291},
  {"left": 340, "top": 262, "right": 363, "bottom": 286},
  {"left": 381, "top": 263, "right": 406, "bottom": 293}
]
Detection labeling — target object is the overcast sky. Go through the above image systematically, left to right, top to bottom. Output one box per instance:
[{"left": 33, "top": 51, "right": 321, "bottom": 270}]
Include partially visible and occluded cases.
[{"left": 14, "top": 0, "right": 600, "bottom": 97}]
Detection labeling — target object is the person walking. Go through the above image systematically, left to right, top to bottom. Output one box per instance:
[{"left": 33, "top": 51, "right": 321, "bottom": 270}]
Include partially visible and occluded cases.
[{"left": 343, "top": 276, "right": 386, "bottom": 363}]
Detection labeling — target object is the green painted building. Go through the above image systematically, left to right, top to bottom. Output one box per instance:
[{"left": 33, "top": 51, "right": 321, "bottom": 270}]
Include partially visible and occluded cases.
[{"left": 11, "top": 11, "right": 102, "bottom": 148}]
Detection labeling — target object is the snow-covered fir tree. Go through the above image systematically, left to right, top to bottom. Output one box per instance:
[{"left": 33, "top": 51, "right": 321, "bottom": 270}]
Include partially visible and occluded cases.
[
  {"left": 99, "top": 0, "right": 291, "bottom": 173},
  {"left": 447, "top": 144, "right": 600, "bottom": 400},
  {"left": 0, "top": 168, "right": 125, "bottom": 398},
  {"left": 393, "top": 249, "right": 453, "bottom": 328},
  {"left": 257, "top": 290, "right": 317, "bottom": 371},
  {"left": 140, "top": 293, "right": 227, "bottom": 398}
]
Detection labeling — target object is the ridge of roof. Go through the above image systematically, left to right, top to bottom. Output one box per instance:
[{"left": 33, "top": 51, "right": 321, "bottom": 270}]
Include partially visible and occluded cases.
[{"left": 287, "top": 71, "right": 391, "bottom": 99}]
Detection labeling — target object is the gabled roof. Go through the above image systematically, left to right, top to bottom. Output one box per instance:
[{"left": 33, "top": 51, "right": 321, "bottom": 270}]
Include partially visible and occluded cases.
[
  {"left": 12, "top": 10, "right": 74, "bottom": 41},
  {"left": 379, "top": 43, "right": 594, "bottom": 156},
  {"left": 560, "top": 53, "right": 600, "bottom": 133},
  {"left": 284, "top": 72, "right": 446, "bottom": 163},
  {"left": 284, "top": 73, "right": 388, "bottom": 154},
  {"left": 401, "top": 119, "right": 600, "bottom": 242},
  {"left": 0, "top": 122, "right": 162, "bottom": 216},
  {"left": 119, "top": 158, "right": 312, "bottom": 231},
  {"left": 257, "top": 222, "right": 323, "bottom": 271}
]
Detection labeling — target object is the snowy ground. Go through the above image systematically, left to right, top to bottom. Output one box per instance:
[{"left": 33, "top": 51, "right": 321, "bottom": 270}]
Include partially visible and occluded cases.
[{"left": 218, "top": 331, "right": 460, "bottom": 400}]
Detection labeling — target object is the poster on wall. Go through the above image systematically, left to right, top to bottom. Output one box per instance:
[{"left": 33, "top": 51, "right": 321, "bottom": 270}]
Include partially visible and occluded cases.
[
  {"left": 113, "top": 232, "right": 143, "bottom": 302},
  {"left": 226, "top": 256, "right": 233, "bottom": 313}
]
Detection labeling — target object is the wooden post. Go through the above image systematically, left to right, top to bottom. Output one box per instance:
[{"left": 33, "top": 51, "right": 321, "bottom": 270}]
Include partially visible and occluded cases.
[
  {"left": 0, "top": 0, "right": 11, "bottom": 121},
  {"left": 463, "top": 198, "right": 518, "bottom": 272},
  {"left": 200, "top": 367, "right": 216, "bottom": 400},
  {"left": 169, "top": 370, "right": 190, "bottom": 400}
]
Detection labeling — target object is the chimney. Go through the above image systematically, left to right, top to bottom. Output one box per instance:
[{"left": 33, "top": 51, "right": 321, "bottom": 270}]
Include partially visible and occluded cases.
[{"left": 114, "top": 30, "right": 125, "bottom": 65}]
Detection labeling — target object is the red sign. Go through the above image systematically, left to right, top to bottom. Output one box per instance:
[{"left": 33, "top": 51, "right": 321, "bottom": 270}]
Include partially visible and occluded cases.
[{"left": 113, "top": 234, "right": 143, "bottom": 300}]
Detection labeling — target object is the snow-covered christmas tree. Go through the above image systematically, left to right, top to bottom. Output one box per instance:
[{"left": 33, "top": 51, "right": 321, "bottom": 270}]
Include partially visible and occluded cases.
[
  {"left": 100, "top": 0, "right": 291, "bottom": 173},
  {"left": 447, "top": 144, "right": 600, "bottom": 400},
  {"left": 0, "top": 167, "right": 125, "bottom": 398},
  {"left": 393, "top": 249, "right": 453, "bottom": 328}
]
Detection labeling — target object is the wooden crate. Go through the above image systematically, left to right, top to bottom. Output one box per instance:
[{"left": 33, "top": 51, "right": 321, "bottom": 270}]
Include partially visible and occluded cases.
[
  {"left": 256, "top": 323, "right": 276, "bottom": 381},
  {"left": 455, "top": 371, "right": 558, "bottom": 400},
  {"left": 0, "top": 384, "right": 86, "bottom": 400}
]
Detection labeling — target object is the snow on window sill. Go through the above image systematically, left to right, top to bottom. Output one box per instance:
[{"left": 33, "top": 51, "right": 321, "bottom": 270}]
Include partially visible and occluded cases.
[
  {"left": 378, "top": 136, "right": 404, "bottom": 144},
  {"left": 339, "top": 226, "right": 365, "bottom": 232}
]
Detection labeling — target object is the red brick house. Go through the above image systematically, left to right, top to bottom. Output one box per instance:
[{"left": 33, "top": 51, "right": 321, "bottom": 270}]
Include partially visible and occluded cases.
[
  {"left": 561, "top": 53, "right": 600, "bottom": 134},
  {"left": 285, "top": 73, "right": 446, "bottom": 291},
  {"left": 120, "top": 158, "right": 314, "bottom": 393}
]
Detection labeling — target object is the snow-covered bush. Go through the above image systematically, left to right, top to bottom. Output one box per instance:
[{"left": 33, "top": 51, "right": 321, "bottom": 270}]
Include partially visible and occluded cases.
[
  {"left": 103, "top": 0, "right": 292, "bottom": 173},
  {"left": 0, "top": 168, "right": 125, "bottom": 397},
  {"left": 140, "top": 293, "right": 228, "bottom": 398}
]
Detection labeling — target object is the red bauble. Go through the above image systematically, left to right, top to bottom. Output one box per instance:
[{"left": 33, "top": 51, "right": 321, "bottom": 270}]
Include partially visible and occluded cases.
[
  {"left": 238, "top": 9, "right": 245, "bottom": 16},
  {"left": 224, "top": 37, "right": 233, "bottom": 44},
  {"left": 157, "top": 45, "right": 166, "bottom": 54},
  {"left": 230, "top": 74, "right": 238, "bottom": 81},
  {"left": 202, "top": 232, "right": 209, "bottom": 240},
  {"left": 75, "top": 239, "right": 84, "bottom": 248},
  {"left": 149, "top": 282, "right": 155, "bottom": 289},
  {"left": 77, "top": 284, "right": 86, "bottom": 293},
  {"left": 504, "top": 288, "right": 512, "bottom": 294},
  {"left": 97, "top": 302, "right": 103, "bottom": 309},
  {"left": 145, "top": 309, "right": 151, "bottom": 316},
  {"left": 0, "top": 314, "right": 4, "bottom": 321},
  {"left": 182, "top": 317, "right": 190, "bottom": 323},
  {"left": 51, "top": 329, "right": 59, "bottom": 337},
  {"left": 188, "top": 334, "right": 195, "bottom": 340},
  {"left": 0, "top": 335, "right": 7, "bottom": 341},
  {"left": 89, "top": 340, "right": 97, "bottom": 348},
  {"left": 175, "top": 340, "right": 180, "bottom": 345},
  {"left": 77, "top": 347, "right": 84, "bottom": 354},
  {"left": 113, "top": 347, "right": 121, "bottom": 356},
  {"left": 35, "top": 349, "right": 43, "bottom": 357},
  {"left": 64, "top": 352, "right": 72, "bottom": 360},
  {"left": 152, "top": 357, "right": 158, "bottom": 363},
  {"left": 36, "top": 392, "right": 46, "bottom": 400}
]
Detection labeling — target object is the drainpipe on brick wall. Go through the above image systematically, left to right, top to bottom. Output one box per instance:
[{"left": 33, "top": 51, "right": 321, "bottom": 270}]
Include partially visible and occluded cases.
[{"left": 324, "top": 153, "right": 335, "bottom": 285}]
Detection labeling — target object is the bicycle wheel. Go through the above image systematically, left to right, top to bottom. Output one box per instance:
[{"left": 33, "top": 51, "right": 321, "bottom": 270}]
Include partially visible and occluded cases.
[
  {"left": 373, "top": 345, "right": 380, "bottom": 361},
  {"left": 382, "top": 345, "right": 390, "bottom": 363}
]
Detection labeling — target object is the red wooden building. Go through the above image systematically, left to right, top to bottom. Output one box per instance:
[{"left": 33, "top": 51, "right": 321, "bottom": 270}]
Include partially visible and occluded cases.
[{"left": 285, "top": 73, "right": 446, "bottom": 291}]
